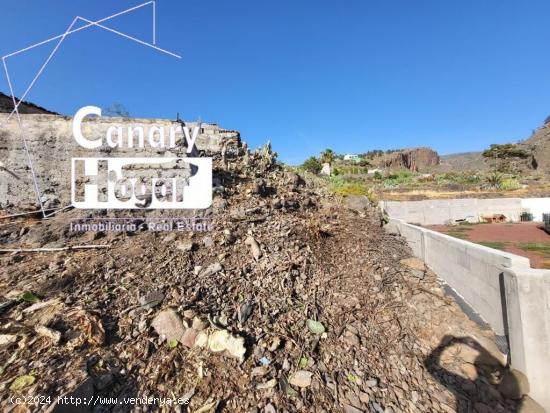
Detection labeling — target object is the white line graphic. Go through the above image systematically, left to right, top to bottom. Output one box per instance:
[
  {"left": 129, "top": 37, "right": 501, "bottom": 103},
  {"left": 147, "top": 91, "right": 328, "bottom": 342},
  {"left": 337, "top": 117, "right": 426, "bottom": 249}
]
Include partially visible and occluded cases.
[
  {"left": 0, "top": 1, "right": 180, "bottom": 218},
  {"left": 153, "top": 1, "right": 157, "bottom": 45},
  {"left": 76, "top": 17, "right": 180, "bottom": 58},
  {"left": 2, "top": 59, "right": 45, "bottom": 214}
]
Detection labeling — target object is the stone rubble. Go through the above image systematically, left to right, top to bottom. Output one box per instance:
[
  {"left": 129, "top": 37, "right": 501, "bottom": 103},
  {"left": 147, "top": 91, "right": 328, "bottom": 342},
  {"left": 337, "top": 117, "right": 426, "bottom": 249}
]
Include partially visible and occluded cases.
[{"left": 0, "top": 139, "right": 541, "bottom": 412}]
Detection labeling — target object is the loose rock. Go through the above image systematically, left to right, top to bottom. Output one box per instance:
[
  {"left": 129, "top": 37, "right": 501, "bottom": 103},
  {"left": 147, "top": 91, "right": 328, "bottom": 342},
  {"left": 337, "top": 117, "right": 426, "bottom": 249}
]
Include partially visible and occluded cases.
[
  {"left": 244, "top": 236, "right": 262, "bottom": 260},
  {"left": 151, "top": 309, "right": 185, "bottom": 343},
  {"left": 207, "top": 329, "right": 246, "bottom": 362},
  {"left": 288, "top": 370, "right": 313, "bottom": 388}
]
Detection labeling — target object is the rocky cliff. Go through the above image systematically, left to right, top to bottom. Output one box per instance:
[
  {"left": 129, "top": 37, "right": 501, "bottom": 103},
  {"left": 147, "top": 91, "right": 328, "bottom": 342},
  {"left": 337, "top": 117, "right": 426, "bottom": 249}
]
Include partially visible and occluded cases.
[
  {"left": 522, "top": 124, "right": 550, "bottom": 172},
  {"left": 379, "top": 147, "right": 440, "bottom": 171}
]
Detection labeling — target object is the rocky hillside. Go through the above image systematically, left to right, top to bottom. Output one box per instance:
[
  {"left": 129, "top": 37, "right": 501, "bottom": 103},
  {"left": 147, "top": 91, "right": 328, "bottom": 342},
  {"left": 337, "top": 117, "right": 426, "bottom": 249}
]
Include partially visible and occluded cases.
[
  {"left": 0, "top": 91, "right": 58, "bottom": 115},
  {"left": 436, "top": 119, "right": 550, "bottom": 174},
  {"left": 522, "top": 123, "right": 550, "bottom": 172},
  {"left": 437, "top": 152, "right": 488, "bottom": 173}
]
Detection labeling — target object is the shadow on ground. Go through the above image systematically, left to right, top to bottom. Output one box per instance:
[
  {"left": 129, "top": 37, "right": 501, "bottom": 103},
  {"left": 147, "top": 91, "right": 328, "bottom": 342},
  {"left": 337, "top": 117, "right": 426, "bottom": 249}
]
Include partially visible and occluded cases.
[{"left": 425, "top": 335, "right": 530, "bottom": 412}]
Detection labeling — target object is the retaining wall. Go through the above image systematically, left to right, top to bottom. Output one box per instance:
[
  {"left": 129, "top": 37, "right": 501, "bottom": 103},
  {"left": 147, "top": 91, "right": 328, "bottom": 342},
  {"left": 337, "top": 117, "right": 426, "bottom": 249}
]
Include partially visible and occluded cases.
[
  {"left": 381, "top": 198, "right": 550, "bottom": 225},
  {"left": 391, "top": 219, "right": 550, "bottom": 410},
  {"left": 504, "top": 268, "right": 550, "bottom": 410}
]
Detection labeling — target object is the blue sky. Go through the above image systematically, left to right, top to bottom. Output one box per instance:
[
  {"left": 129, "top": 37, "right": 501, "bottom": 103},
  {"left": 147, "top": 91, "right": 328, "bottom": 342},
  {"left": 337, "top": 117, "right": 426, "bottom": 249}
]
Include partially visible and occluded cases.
[{"left": 1, "top": 0, "right": 550, "bottom": 164}]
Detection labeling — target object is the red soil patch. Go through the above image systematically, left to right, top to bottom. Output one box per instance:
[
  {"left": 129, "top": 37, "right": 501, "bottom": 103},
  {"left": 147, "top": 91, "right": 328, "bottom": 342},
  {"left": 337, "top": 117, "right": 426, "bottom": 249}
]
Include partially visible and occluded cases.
[{"left": 427, "top": 222, "right": 550, "bottom": 269}]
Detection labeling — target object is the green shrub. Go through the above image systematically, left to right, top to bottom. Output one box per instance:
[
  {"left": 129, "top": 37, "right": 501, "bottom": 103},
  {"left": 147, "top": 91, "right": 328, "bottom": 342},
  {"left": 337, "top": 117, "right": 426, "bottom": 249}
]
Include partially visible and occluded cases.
[
  {"left": 482, "top": 144, "right": 530, "bottom": 159},
  {"left": 320, "top": 149, "right": 336, "bottom": 164},
  {"left": 301, "top": 156, "right": 322, "bottom": 174},
  {"left": 383, "top": 170, "right": 414, "bottom": 187},
  {"left": 435, "top": 172, "right": 481, "bottom": 185},
  {"left": 485, "top": 172, "right": 503, "bottom": 189},
  {"left": 329, "top": 176, "right": 370, "bottom": 196},
  {"left": 501, "top": 178, "right": 520, "bottom": 190}
]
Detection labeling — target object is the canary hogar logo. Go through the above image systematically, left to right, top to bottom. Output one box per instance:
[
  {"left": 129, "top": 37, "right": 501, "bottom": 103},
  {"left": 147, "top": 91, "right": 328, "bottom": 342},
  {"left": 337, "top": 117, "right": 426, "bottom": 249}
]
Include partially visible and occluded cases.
[{"left": 71, "top": 106, "right": 212, "bottom": 210}]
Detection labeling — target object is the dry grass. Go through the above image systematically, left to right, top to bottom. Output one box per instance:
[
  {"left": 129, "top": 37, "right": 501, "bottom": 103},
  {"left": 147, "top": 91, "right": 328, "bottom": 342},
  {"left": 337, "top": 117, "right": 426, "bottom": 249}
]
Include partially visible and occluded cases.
[
  {"left": 379, "top": 185, "right": 550, "bottom": 201},
  {"left": 380, "top": 189, "right": 484, "bottom": 201},
  {"left": 443, "top": 225, "right": 473, "bottom": 240},
  {"left": 478, "top": 241, "right": 507, "bottom": 250},
  {"left": 517, "top": 243, "right": 550, "bottom": 253}
]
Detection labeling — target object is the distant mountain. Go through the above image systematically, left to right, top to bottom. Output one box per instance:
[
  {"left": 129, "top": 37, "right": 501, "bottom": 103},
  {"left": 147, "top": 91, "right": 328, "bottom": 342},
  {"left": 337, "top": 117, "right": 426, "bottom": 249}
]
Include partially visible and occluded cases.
[
  {"left": 0, "top": 91, "right": 58, "bottom": 115},
  {"left": 437, "top": 119, "right": 550, "bottom": 174},
  {"left": 522, "top": 124, "right": 550, "bottom": 172},
  {"left": 438, "top": 151, "right": 489, "bottom": 172}
]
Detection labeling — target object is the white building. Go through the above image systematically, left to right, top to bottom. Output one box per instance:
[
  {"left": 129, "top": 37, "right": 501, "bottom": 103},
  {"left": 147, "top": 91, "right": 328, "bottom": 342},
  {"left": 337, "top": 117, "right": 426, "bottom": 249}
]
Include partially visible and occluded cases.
[{"left": 343, "top": 154, "right": 360, "bottom": 161}]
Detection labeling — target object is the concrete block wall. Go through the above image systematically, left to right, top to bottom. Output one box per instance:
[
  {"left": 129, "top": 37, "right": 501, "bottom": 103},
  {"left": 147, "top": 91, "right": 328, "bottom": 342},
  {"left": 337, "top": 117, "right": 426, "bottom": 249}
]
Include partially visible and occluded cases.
[
  {"left": 381, "top": 198, "right": 550, "bottom": 225},
  {"left": 391, "top": 218, "right": 550, "bottom": 410},
  {"left": 394, "top": 219, "right": 530, "bottom": 335},
  {"left": 397, "top": 221, "right": 426, "bottom": 258},
  {"left": 424, "top": 229, "right": 531, "bottom": 335},
  {"left": 503, "top": 268, "right": 550, "bottom": 410}
]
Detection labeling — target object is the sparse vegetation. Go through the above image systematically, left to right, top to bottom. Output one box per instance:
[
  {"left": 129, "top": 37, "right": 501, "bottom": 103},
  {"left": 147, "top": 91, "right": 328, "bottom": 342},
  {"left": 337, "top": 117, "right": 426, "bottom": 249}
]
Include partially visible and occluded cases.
[
  {"left": 103, "top": 102, "right": 130, "bottom": 117},
  {"left": 482, "top": 143, "right": 530, "bottom": 159},
  {"left": 299, "top": 144, "right": 549, "bottom": 202},
  {"left": 320, "top": 149, "right": 336, "bottom": 165},
  {"left": 360, "top": 149, "right": 401, "bottom": 159},
  {"left": 300, "top": 156, "right": 322, "bottom": 174},
  {"left": 332, "top": 165, "right": 369, "bottom": 175},
  {"left": 383, "top": 171, "right": 414, "bottom": 187},
  {"left": 435, "top": 172, "right": 481, "bottom": 185},
  {"left": 485, "top": 172, "right": 503, "bottom": 189},
  {"left": 328, "top": 176, "right": 379, "bottom": 204},
  {"left": 329, "top": 176, "right": 369, "bottom": 196},
  {"left": 500, "top": 178, "right": 521, "bottom": 190},
  {"left": 429, "top": 223, "right": 550, "bottom": 268},
  {"left": 444, "top": 225, "right": 473, "bottom": 240},
  {"left": 478, "top": 241, "right": 507, "bottom": 250},
  {"left": 517, "top": 243, "right": 550, "bottom": 254},
  {"left": 517, "top": 243, "right": 550, "bottom": 267}
]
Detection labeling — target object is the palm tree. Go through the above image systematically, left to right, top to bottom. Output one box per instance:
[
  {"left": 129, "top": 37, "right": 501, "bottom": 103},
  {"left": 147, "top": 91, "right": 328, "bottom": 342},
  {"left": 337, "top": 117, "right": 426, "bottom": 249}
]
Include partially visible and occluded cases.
[{"left": 320, "top": 149, "right": 335, "bottom": 165}]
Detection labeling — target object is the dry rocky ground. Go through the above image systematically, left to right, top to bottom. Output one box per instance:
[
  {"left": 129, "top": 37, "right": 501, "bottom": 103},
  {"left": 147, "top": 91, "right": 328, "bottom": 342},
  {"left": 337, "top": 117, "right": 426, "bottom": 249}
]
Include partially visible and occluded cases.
[{"left": 0, "top": 144, "right": 541, "bottom": 412}]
